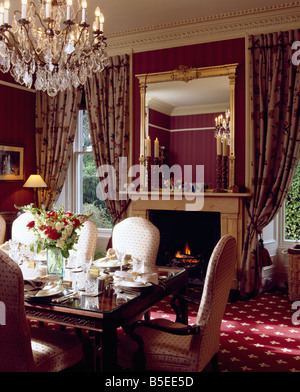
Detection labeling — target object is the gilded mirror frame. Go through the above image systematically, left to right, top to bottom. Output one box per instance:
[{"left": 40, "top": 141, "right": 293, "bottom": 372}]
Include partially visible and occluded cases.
[{"left": 136, "top": 63, "right": 238, "bottom": 189}]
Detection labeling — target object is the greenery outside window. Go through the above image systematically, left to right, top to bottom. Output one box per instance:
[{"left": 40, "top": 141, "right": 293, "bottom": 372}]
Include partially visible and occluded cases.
[
  {"left": 57, "top": 110, "right": 113, "bottom": 230},
  {"left": 284, "top": 161, "right": 300, "bottom": 242}
]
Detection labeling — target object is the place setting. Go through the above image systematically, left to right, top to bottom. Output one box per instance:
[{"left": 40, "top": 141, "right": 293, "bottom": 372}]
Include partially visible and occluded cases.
[{"left": 24, "top": 275, "right": 78, "bottom": 304}]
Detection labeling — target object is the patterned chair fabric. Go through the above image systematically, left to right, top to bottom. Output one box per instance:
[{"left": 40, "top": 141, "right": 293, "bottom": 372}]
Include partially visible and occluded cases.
[
  {"left": 11, "top": 212, "right": 38, "bottom": 246},
  {"left": 0, "top": 215, "right": 6, "bottom": 245},
  {"left": 112, "top": 217, "right": 160, "bottom": 266},
  {"left": 70, "top": 219, "right": 98, "bottom": 261},
  {"left": 118, "top": 235, "right": 237, "bottom": 372},
  {"left": 0, "top": 250, "right": 83, "bottom": 372}
]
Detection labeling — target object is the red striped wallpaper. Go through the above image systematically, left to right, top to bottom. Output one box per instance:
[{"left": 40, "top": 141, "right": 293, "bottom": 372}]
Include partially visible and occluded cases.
[{"left": 0, "top": 82, "right": 36, "bottom": 211}]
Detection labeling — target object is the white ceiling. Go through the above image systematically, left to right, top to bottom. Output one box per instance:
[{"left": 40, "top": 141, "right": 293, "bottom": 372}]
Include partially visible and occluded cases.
[
  {"left": 88, "top": 0, "right": 291, "bottom": 35},
  {"left": 146, "top": 76, "right": 230, "bottom": 115}
]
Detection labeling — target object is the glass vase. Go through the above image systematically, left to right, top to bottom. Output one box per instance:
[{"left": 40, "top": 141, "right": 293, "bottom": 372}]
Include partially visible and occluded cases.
[{"left": 47, "top": 247, "right": 64, "bottom": 279}]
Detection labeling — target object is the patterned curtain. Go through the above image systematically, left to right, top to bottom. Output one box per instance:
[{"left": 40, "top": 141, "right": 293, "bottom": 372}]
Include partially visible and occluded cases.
[
  {"left": 240, "top": 30, "right": 300, "bottom": 296},
  {"left": 84, "top": 54, "right": 130, "bottom": 224},
  {"left": 35, "top": 88, "right": 82, "bottom": 209}
]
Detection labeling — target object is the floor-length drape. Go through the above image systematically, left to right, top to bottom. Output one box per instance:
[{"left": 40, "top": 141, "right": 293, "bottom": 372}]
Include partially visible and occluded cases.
[
  {"left": 240, "top": 30, "right": 300, "bottom": 296},
  {"left": 84, "top": 54, "right": 130, "bottom": 224},
  {"left": 35, "top": 88, "right": 82, "bottom": 209}
]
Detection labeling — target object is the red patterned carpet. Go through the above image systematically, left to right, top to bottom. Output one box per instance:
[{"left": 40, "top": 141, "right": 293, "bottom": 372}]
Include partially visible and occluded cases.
[
  {"left": 29, "top": 289, "right": 300, "bottom": 372},
  {"left": 149, "top": 289, "right": 300, "bottom": 372}
]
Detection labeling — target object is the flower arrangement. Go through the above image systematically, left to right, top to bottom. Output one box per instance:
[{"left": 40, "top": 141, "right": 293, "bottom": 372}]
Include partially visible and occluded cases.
[{"left": 17, "top": 204, "right": 91, "bottom": 259}]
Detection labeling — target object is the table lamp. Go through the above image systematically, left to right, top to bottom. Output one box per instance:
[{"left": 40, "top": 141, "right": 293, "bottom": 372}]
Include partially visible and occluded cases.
[{"left": 23, "top": 174, "right": 47, "bottom": 206}]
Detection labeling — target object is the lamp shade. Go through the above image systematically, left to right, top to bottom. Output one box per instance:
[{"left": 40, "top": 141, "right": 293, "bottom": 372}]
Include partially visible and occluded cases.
[{"left": 23, "top": 175, "right": 47, "bottom": 188}]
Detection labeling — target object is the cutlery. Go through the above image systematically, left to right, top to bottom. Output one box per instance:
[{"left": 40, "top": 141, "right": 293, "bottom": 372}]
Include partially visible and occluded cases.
[{"left": 51, "top": 292, "right": 78, "bottom": 303}]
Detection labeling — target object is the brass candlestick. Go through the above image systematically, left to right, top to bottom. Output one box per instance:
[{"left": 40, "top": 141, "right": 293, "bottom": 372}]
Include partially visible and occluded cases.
[{"left": 222, "top": 155, "right": 228, "bottom": 190}]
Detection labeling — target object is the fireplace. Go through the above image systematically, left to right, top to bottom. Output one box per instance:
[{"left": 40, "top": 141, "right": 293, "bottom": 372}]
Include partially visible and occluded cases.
[
  {"left": 128, "top": 191, "right": 250, "bottom": 290},
  {"left": 149, "top": 210, "right": 220, "bottom": 285}
]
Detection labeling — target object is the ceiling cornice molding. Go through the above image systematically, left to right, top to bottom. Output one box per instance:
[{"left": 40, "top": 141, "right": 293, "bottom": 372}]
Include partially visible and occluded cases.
[{"left": 106, "top": 2, "right": 300, "bottom": 55}]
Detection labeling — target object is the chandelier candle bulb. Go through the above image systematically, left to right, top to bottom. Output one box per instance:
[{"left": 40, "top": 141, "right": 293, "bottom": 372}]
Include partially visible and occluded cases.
[
  {"left": 3, "top": 0, "right": 9, "bottom": 24},
  {"left": 21, "top": 0, "right": 26, "bottom": 19},
  {"left": 45, "top": 0, "right": 50, "bottom": 18},
  {"left": 66, "top": 0, "right": 72, "bottom": 20},
  {"left": 82, "top": 0, "right": 87, "bottom": 23},
  {"left": 0, "top": 4, "right": 4, "bottom": 25},
  {"left": 95, "top": 6, "right": 100, "bottom": 30},
  {"left": 100, "top": 13, "right": 104, "bottom": 31}
]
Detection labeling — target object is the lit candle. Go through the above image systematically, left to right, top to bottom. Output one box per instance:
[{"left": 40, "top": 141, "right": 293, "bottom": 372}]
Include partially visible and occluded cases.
[
  {"left": 3, "top": 0, "right": 9, "bottom": 24},
  {"left": 21, "top": 0, "right": 27, "bottom": 19},
  {"left": 45, "top": 0, "right": 50, "bottom": 18},
  {"left": 66, "top": 0, "right": 72, "bottom": 20},
  {"left": 81, "top": 0, "right": 87, "bottom": 23},
  {"left": 0, "top": 3, "right": 4, "bottom": 25},
  {"left": 94, "top": 6, "right": 100, "bottom": 30},
  {"left": 100, "top": 13, "right": 104, "bottom": 31},
  {"left": 215, "top": 117, "right": 218, "bottom": 127},
  {"left": 217, "top": 133, "right": 222, "bottom": 156},
  {"left": 223, "top": 135, "right": 227, "bottom": 156},
  {"left": 146, "top": 137, "right": 151, "bottom": 157},
  {"left": 154, "top": 138, "right": 159, "bottom": 158}
]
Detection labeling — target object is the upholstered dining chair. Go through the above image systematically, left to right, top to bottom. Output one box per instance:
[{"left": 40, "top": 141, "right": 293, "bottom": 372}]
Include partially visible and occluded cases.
[
  {"left": 11, "top": 212, "right": 38, "bottom": 246},
  {"left": 0, "top": 215, "right": 6, "bottom": 245},
  {"left": 112, "top": 217, "right": 160, "bottom": 268},
  {"left": 71, "top": 218, "right": 98, "bottom": 261},
  {"left": 117, "top": 234, "right": 237, "bottom": 372},
  {"left": 0, "top": 250, "right": 84, "bottom": 372}
]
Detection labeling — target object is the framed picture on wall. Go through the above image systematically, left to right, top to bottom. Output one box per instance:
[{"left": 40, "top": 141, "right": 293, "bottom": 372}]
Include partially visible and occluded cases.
[{"left": 0, "top": 145, "right": 24, "bottom": 181}]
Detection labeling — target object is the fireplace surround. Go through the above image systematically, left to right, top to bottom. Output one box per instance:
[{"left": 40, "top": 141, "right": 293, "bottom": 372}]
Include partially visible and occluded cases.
[{"left": 128, "top": 191, "right": 250, "bottom": 290}]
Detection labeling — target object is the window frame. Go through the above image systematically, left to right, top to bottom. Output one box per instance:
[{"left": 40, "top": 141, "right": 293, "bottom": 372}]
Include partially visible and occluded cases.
[{"left": 56, "top": 110, "right": 113, "bottom": 236}]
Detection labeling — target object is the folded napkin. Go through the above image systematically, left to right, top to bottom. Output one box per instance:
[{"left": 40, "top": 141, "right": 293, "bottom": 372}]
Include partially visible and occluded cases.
[
  {"left": 113, "top": 270, "right": 158, "bottom": 285},
  {"left": 134, "top": 273, "right": 158, "bottom": 285},
  {"left": 24, "top": 279, "right": 46, "bottom": 292}
]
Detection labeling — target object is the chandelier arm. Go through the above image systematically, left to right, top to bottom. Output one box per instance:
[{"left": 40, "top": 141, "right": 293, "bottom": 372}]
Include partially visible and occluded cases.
[
  {"left": 30, "top": 2, "right": 51, "bottom": 33},
  {"left": 19, "top": 24, "right": 47, "bottom": 65},
  {"left": 1, "top": 28, "right": 26, "bottom": 60}
]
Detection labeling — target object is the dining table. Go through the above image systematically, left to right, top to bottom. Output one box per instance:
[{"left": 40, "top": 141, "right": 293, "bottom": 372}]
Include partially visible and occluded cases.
[{"left": 24, "top": 266, "right": 188, "bottom": 371}]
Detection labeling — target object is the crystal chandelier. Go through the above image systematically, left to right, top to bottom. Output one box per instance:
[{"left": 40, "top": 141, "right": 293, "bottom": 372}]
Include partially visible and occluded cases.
[
  {"left": 0, "top": 0, "right": 108, "bottom": 96},
  {"left": 214, "top": 109, "right": 230, "bottom": 145}
]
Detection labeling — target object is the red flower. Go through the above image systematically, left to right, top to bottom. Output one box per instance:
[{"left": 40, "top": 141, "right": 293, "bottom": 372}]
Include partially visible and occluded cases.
[
  {"left": 71, "top": 218, "right": 81, "bottom": 228},
  {"left": 27, "top": 221, "right": 35, "bottom": 229},
  {"left": 44, "top": 226, "right": 61, "bottom": 240}
]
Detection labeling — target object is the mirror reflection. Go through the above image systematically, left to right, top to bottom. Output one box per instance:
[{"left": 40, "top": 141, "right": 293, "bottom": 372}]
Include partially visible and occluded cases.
[{"left": 137, "top": 64, "right": 238, "bottom": 189}]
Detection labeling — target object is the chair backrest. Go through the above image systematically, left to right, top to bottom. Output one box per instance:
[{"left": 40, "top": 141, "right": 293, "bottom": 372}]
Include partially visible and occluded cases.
[
  {"left": 11, "top": 212, "right": 38, "bottom": 246},
  {"left": 0, "top": 215, "right": 6, "bottom": 244},
  {"left": 112, "top": 217, "right": 160, "bottom": 266},
  {"left": 72, "top": 219, "right": 98, "bottom": 261},
  {"left": 194, "top": 235, "right": 237, "bottom": 371},
  {"left": 0, "top": 250, "right": 35, "bottom": 371}
]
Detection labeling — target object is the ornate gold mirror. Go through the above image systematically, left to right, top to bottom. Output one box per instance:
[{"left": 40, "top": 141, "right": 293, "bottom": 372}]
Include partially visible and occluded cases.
[{"left": 136, "top": 63, "right": 238, "bottom": 189}]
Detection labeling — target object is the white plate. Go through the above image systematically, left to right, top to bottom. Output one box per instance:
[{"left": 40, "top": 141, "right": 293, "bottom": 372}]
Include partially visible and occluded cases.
[
  {"left": 114, "top": 280, "right": 152, "bottom": 288},
  {"left": 34, "top": 284, "right": 65, "bottom": 298}
]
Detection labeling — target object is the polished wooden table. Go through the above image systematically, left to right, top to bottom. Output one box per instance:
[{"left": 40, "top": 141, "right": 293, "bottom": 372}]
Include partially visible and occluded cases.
[{"left": 25, "top": 267, "right": 188, "bottom": 371}]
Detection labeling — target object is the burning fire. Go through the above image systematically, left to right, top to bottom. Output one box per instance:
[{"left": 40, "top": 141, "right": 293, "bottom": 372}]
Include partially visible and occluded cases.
[
  {"left": 175, "top": 242, "right": 198, "bottom": 263},
  {"left": 184, "top": 242, "right": 191, "bottom": 255}
]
